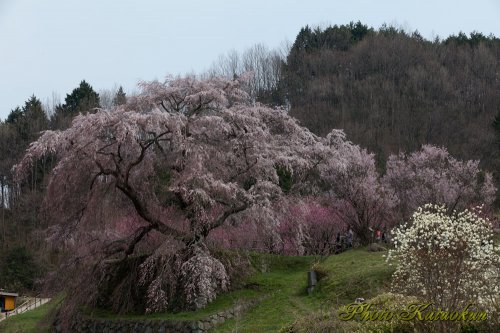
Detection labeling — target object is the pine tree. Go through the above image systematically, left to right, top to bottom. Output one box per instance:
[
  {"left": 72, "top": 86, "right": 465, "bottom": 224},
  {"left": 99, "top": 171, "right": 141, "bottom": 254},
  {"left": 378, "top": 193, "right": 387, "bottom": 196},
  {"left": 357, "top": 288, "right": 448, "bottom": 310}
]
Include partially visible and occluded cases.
[
  {"left": 51, "top": 80, "right": 100, "bottom": 129},
  {"left": 64, "top": 80, "right": 100, "bottom": 114},
  {"left": 112, "top": 86, "right": 127, "bottom": 106},
  {"left": 22, "top": 95, "right": 48, "bottom": 140},
  {"left": 5, "top": 96, "right": 48, "bottom": 142},
  {"left": 5, "top": 107, "right": 23, "bottom": 125}
]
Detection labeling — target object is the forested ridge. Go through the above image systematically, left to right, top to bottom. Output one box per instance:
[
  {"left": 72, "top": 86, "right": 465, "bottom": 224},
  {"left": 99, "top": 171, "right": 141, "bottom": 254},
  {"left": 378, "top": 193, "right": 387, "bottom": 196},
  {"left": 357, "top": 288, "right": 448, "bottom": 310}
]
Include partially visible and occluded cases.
[{"left": 282, "top": 23, "right": 500, "bottom": 177}]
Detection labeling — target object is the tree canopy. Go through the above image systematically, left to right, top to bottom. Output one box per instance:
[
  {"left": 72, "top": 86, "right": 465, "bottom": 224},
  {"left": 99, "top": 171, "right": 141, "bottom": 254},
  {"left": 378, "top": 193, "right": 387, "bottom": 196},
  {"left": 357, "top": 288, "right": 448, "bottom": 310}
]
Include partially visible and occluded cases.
[
  {"left": 15, "top": 74, "right": 354, "bottom": 315},
  {"left": 51, "top": 80, "right": 100, "bottom": 129}
]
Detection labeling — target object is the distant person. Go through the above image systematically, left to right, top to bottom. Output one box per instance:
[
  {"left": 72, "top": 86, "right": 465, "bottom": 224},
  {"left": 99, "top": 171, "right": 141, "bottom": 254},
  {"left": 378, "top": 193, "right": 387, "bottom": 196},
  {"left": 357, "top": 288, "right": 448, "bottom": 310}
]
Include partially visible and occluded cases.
[
  {"left": 368, "top": 227, "right": 374, "bottom": 242},
  {"left": 347, "top": 228, "right": 353, "bottom": 248},
  {"left": 385, "top": 231, "right": 392, "bottom": 244},
  {"left": 335, "top": 232, "right": 342, "bottom": 253}
]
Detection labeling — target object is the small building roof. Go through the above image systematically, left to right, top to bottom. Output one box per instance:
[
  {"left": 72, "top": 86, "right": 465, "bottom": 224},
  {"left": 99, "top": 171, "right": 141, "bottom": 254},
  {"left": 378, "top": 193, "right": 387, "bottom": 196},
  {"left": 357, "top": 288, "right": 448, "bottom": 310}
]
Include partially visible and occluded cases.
[{"left": 0, "top": 292, "right": 18, "bottom": 297}]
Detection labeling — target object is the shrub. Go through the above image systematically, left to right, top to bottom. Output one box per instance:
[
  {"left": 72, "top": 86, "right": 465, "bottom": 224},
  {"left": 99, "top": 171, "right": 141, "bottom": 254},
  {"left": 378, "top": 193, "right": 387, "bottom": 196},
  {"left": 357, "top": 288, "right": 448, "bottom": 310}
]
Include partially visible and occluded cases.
[
  {"left": 387, "top": 204, "right": 500, "bottom": 331},
  {"left": 311, "top": 262, "right": 329, "bottom": 281}
]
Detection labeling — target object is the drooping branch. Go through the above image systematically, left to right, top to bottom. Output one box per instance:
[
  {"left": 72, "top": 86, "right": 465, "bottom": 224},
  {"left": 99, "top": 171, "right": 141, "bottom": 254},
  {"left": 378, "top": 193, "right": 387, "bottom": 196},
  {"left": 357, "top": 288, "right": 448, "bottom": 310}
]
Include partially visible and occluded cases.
[
  {"left": 92, "top": 130, "right": 188, "bottom": 252},
  {"left": 124, "top": 130, "right": 171, "bottom": 184},
  {"left": 114, "top": 179, "right": 186, "bottom": 241},
  {"left": 201, "top": 203, "right": 249, "bottom": 239},
  {"left": 124, "top": 224, "right": 156, "bottom": 256}
]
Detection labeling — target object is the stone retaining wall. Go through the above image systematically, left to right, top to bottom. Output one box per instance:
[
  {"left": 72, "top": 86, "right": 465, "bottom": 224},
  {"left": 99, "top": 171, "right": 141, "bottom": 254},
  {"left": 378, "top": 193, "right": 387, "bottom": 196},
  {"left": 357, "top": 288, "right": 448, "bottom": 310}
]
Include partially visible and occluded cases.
[{"left": 54, "top": 296, "right": 265, "bottom": 333}]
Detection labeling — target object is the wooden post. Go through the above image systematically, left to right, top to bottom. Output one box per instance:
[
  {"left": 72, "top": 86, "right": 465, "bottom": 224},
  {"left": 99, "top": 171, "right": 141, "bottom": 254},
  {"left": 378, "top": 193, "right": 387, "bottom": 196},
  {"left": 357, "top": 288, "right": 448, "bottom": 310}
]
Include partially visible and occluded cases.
[{"left": 307, "top": 271, "right": 317, "bottom": 295}]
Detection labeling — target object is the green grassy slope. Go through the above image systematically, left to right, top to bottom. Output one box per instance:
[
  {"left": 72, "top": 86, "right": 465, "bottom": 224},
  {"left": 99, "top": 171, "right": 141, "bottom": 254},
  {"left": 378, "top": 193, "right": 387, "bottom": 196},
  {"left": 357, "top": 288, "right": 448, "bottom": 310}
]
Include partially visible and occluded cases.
[
  {"left": 213, "top": 248, "right": 393, "bottom": 332},
  {"left": 313, "top": 248, "right": 394, "bottom": 305},
  {"left": 0, "top": 297, "right": 62, "bottom": 333}
]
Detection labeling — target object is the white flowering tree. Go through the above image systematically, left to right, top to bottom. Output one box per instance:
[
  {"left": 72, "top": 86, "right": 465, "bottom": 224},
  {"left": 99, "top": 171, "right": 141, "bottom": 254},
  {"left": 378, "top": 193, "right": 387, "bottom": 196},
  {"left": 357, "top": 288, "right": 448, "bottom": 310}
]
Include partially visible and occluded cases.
[
  {"left": 15, "top": 75, "right": 353, "bottom": 317},
  {"left": 387, "top": 204, "right": 499, "bottom": 328}
]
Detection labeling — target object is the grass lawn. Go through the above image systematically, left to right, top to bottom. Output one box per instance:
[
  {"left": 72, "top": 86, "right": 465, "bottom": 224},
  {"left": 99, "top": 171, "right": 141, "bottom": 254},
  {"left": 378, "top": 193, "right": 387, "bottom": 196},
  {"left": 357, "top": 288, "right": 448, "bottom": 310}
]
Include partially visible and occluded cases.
[
  {"left": 213, "top": 247, "right": 393, "bottom": 332},
  {"left": 312, "top": 248, "right": 394, "bottom": 305},
  {"left": 0, "top": 297, "right": 63, "bottom": 333}
]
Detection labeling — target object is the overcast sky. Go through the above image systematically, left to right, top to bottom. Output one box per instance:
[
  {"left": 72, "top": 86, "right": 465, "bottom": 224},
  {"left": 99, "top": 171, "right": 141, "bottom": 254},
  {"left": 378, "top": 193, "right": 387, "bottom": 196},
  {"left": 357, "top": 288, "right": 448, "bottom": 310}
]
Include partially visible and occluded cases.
[{"left": 1, "top": 0, "right": 499, "bottom": 120}]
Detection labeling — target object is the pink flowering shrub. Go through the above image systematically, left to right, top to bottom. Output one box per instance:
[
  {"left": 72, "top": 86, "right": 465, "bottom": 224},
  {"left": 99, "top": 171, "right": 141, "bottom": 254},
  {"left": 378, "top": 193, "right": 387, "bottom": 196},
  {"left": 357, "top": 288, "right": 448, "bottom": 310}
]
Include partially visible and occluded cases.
[
  {"left": 208, "top": 198, "right": 346, "bottom": 256},
  {"left": 281, "top": 199, "right": 346, "bottom": 255},
  {"left": 277, "top": 202, "right": 306, "bottom": 255},
  {"left": 302, "top": 202, "right": 346, "bottom": 255},
  {"left": 208, "top": 220, "right": 267, "bottom": 251}
]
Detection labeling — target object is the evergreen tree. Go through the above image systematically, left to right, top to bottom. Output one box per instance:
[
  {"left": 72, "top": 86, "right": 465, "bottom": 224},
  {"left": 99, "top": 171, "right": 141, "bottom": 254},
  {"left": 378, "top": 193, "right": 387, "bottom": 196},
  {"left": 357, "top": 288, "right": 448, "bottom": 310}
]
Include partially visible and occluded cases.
[
  {"left": 349, "top": 21, "right": 371, "bottom": 42},
  {"left": 291, "top": 26, "right": 314, "bottom": 53},
  {"left": 51, "top": 80, "right": 100, "bottom": 129},
  {"left": 64, "top": 80, "right": 100, "bottom": 114},
  {"left": 112, "top": 86, "right": 127, "bottom": 106},
  {"left": 22, "top": 95, "right": 48, "bottom": 141},
  {"left": 5, "top": 96, "right": 48, "bottom": 142},
  {"left": 5, "top": 107, "right": 23, "bottom": 125}
]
